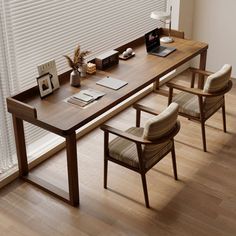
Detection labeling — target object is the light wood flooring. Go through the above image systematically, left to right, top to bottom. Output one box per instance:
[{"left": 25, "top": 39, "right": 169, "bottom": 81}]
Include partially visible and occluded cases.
[{"left": 1, "top": 72, "right": 236, "bottom": 236}]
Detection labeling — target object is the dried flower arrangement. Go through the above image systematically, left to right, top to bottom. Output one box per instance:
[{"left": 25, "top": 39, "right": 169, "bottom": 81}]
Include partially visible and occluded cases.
[{"left": 64, "top": 44, "right": 90, "bottom": 71}]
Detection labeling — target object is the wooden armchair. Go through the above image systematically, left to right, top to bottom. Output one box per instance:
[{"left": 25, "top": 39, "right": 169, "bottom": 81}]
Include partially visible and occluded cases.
[
  {"left": 167, "top": 65, "right": 232, "bottom": 152},
  {"left": 101, "top": 103, "right": 180, "bottom": 208}
]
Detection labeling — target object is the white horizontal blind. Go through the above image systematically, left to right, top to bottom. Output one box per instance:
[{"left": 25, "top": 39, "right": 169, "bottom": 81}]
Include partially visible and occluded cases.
[
  {"left": 0, "top": 0, "right": 166, "bottom": 173},
  {"left": 8, "top": 0, "right": 166, "bottom": 91},
  {"left": 0, "top": 2, "right": 16, "bottom": 173}
]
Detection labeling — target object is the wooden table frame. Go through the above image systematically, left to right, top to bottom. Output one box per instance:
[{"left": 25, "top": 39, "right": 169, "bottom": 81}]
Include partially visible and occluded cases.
[{"left": 7, "top": 33, "right": 208, "bottom": 206}]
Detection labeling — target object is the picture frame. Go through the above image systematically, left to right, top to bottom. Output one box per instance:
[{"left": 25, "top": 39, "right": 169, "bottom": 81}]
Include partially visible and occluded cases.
[
  {"left": 37, "top": 60, "right": 60, "bottom": 91},
  {"left": 36, "top": 73, "right": 53, "bottom": 98}
]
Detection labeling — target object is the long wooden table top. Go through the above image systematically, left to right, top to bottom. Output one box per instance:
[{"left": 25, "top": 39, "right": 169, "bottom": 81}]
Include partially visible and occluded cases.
[{"left": 7, "top": 36, "right": 208, "bottom": 136}]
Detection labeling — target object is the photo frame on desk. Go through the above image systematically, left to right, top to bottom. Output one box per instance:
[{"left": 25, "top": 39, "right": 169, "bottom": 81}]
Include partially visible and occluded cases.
[
  {"left": 37, "top": 60, "right": 60, "bottom": 91},
  {"left": 37, "top": 73, "right": 53, "bottom": 98}
]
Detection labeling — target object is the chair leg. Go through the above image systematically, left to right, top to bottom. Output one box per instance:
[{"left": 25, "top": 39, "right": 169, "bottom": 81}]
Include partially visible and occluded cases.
[
  {"left": 191, "top": 72, "right": 195, "bottom": 88},
  {"left": 168, "top": 87, "right": 173, "bottom": 105},
  {"left": 222, "top": 104, "right": 227, "bottom": 132},
  {"left": 136, "top": 109, "right": 141, "bottom": 127},
  {"left": 200, "top": 121, "right": 207, "bottom": 152},
  {"left": 104, "top": 131, "right": 109, "bottom": 189},
  {"left": 171, "top": 143, "right": 178, "bottom": 180},
  {"left": 104, "top": 158, "right": 108, "bottom": 189},
  {"left": 141, "top": 173, "right": 150, "bottom": 208}
]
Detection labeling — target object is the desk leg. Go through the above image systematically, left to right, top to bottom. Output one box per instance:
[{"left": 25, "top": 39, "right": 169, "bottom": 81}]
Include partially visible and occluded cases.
[
  {"left": 198, "top": 49, "right": 207, "bottom": 89},
  {"left": 153, "top": 80, "right": 160, "bottom": 91},
  {"left": 12, "top": 115, "right": 28, "bottom": 176},
  {"left": 66, "top": 132, "right": 79, "bottom": 206}
]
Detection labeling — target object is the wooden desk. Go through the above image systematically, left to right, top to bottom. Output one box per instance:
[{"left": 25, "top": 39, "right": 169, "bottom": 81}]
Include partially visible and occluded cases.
[{"left": 7, "top": 36, "right": 208, "bottom": 206}]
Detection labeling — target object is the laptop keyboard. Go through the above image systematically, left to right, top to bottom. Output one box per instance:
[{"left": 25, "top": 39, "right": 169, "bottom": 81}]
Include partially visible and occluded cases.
[{"left": 152, "top": 46, "right": 166, "bottom": 53}]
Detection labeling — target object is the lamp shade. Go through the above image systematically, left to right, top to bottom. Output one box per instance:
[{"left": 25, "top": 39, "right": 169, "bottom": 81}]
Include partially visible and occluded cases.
[{"left": 150, "top": 11, "right": 170, "bottom": 21}]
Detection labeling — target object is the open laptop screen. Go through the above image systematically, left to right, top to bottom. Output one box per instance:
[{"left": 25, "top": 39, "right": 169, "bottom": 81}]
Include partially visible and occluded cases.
[{"left": 145, "top": 28, "right": 160, "bottom": 52}]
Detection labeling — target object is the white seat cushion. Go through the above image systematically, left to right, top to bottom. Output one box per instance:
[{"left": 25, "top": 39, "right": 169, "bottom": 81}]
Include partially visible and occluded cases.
[
  {"left": 173, "top": 91, "right": 224, "bottom": 118},
  {"left": 172, "top": 92, "right": 200, "bottom": 117},
  {"left": 109, "top": 127, "right": 172, "bottom": 169},
  {"left": 109, "top": 127, "right": 142, "bottom": 167}
]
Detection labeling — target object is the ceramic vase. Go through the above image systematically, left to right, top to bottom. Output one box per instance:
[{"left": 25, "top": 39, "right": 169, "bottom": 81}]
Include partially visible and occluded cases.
[
  {"left": 79, "top": 63, "right": 87, "bottom": 78},
  {"left": 70, "top": 69, "right": 81, "bottom": 87}
]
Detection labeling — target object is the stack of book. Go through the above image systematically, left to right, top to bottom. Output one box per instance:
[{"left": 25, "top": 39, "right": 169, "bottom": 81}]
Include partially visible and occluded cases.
[
  {"left": 86, "top": 62, "right": 96, "bottom": 74},
  {"left": 67, "top": 89, "right": 105, "bottom": 107}
]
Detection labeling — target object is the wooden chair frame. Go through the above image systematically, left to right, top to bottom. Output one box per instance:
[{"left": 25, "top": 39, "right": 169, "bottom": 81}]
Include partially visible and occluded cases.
[
  {"left": 166, "top": 67, "right": 233, "bottom": 152},
  {"left": 101, "top": 105, "right": 180, "bottom": 208}
]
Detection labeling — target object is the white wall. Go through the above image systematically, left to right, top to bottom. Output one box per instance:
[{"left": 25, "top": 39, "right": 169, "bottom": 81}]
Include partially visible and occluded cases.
[
  {"left": 166, "top": 0, "right": 194, "bottom": 75},
  {"left": 167, "top": 0, "right": 180, "bottom": 30},
  {"left": 168, "top": 0, "right": 194, "bottom": 38},
  {"left": 178, "top": 0, "right": 194, "bottom": 39},
  {"left": 192, "top": 0, "right": 236, "bottom": 77}
]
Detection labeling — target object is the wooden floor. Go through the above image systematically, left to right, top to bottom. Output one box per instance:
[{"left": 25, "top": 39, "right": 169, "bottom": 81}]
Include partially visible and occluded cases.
[{"left": 1, "top": 72, "right": 236, "bottom": 236}]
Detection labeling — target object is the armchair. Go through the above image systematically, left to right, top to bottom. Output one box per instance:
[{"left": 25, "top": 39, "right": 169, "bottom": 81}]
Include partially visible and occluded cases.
[
  {"left": 167, "top": 64, "right": 232, "bottom": 152},
  {"left": 101, "top": 103, "right": 180, "bottom": 208}
]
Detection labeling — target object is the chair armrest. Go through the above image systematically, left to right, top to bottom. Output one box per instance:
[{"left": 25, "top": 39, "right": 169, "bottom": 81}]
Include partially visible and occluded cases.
[
  {"left": 189, "top": 67, "right": 213, "bottom": 77},
  {"left": 167, "top": 80, "right": 233, "bottom": 97},
  {"left": 166, "top": 82, "right": 212, "bottom": 97},
  {"left": 133, "top": 103, "right": 159, "bottom": 116},
  {"left": 101, "top": 121, "right": 180, "bottom": 145},
  {"left": 100, "top": 124, "right": 152, "bottom": 144}
]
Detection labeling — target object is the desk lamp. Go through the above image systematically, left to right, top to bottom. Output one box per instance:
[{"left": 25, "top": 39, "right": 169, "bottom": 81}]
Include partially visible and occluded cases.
[{"left": 150, "top": 6, "right": 173, "bottom": 43}]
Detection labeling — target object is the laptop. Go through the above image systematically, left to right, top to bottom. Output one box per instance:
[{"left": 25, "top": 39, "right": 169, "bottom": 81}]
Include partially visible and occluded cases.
[{"left": 145, "top": 28, "right": 176, "bottom": 57}]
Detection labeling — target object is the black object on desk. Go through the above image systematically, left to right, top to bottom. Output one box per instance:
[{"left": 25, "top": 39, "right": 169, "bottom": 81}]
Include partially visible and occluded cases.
[{"left": 145, "top": 28, "right": 176, "bottom": 57}]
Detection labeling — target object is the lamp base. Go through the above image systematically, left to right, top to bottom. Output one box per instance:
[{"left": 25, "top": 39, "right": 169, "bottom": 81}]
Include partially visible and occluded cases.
[{"left": 160, "top": 36, "right": 174, "bottom": 43}]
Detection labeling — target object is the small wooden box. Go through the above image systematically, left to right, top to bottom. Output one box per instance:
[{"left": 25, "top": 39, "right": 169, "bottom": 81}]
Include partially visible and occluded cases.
[{"left": 95, "top": 50, "right": 119, "bottom": 70}]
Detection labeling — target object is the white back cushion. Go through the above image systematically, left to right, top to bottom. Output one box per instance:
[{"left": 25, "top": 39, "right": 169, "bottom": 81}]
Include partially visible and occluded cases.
[
  {"left": 203, "top": 64, "right": 232, "bottom": 109},
  {"left": 204, "top": 64, "right": 232, "bottom": 93},
  {"left": 143, "top": 102, "right": 179, "bottom": 140}
]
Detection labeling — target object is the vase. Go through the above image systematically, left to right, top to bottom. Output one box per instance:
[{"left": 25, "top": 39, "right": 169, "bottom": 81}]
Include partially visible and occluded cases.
[
  {"left": 79, "top": 63, "right": 87, "bottom": 78},
  {"left": 70, "top": 69, "right": 81, "bottom": 87}
]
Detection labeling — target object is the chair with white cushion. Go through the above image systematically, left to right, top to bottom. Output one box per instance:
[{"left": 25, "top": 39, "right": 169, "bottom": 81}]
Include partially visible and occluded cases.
[
  {"left": 167, "top": 64, "right": 232, "bottom": 152},
  {"left": 100, "top": 103, "right": 180, "bottom": 208}
]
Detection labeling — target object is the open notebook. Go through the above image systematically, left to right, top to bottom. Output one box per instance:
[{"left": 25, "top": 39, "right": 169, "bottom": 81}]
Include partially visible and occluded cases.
[{"left": 67, "top": 89, "right": 105, "bottom": 107}]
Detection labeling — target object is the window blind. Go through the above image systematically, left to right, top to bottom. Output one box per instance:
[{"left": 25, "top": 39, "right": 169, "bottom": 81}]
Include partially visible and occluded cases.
[
  {"left": 0, "top": 0, "right": 166, "bottom": 174},
  {"left": 0, "top": 9, "right": 16, "bottom": 173}
]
